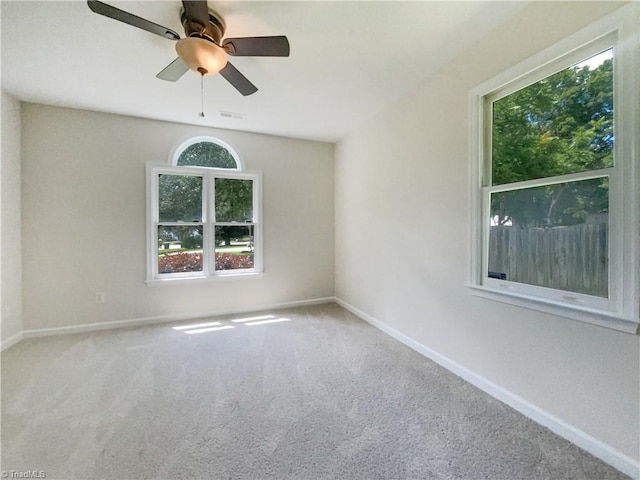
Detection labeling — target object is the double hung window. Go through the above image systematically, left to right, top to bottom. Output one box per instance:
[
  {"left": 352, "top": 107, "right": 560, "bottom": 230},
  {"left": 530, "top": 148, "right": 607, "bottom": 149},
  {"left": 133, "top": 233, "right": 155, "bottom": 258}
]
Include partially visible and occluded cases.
[{"left": 468, "top": 6, "right": 639, "bottom": 332}]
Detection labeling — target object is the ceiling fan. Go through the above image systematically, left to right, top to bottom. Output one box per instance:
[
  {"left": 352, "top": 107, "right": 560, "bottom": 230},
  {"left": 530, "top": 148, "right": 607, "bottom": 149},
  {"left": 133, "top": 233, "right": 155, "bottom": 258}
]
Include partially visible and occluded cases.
[{"left": 87, "top": 0, "right": 290, "bottom": 96}]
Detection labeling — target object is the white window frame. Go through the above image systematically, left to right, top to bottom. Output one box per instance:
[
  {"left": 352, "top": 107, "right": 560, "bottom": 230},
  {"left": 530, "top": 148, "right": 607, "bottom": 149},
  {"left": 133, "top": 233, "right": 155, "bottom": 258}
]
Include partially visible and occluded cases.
[
  {"left": 467, "top": 4, "right": 639, "bottom": 334},
  {"left": 146, "top": 164, "right": 263, "bottom": 284}
]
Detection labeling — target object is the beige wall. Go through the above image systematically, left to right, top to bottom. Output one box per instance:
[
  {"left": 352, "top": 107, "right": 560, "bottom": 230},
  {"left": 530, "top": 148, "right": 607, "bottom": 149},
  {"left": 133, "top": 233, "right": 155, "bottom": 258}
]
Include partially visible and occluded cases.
[
  {"left": 335, "top": 1, "right": 639, "bottom": 462},
  {"left": 1, "top": 91, "right": 23, "bottom": 342},
  {"left": 21, "top": 104, "right": 334, "bottom": 330}
]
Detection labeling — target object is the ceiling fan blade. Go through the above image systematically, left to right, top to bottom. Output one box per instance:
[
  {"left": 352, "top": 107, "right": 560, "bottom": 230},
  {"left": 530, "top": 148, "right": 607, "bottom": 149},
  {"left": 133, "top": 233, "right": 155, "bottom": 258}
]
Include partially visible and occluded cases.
[
  {"left": 87, "top": 1, "right": 180, "bottom": 40},
  {"left": 181, "top": 1, "right": 210, "bottom": 29},
  {"left": 222, "top": 36, "right": 290, "bottom": 57},
  {"left": 156, "top": 58, "right": 190, "bottom": 82},
  {"left": 219, "top": 62, "right": 258, "bottom": 96}
]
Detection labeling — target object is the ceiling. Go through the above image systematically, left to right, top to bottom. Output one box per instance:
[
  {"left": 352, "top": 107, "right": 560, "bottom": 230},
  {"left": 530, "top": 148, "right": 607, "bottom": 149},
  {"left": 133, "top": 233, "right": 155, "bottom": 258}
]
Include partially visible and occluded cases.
[{"left": 1, "top": 1, "right": 526, "bottom": 143}]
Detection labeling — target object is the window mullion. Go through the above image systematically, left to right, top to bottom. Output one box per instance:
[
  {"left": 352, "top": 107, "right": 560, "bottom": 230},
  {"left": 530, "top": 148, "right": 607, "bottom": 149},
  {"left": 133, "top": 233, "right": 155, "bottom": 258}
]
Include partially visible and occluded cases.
[
  {"left": 149, "top": 168, "right": 159, "bottom": 279},
  {"left": 206, "top": 173, "right": 215, "bottom": 276}
]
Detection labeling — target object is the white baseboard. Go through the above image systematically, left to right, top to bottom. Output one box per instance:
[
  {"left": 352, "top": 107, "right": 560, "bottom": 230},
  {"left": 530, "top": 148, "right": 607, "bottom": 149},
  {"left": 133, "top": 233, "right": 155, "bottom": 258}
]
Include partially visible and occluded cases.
[
  {"left": 2, "top": 297, "right": 334, "bottom": 349},
  {"left": 334, "top": 297, "right": 640, "bottom": 480},
  {"left": 0, "top": 331, "right": 24, "bottom": 352}
]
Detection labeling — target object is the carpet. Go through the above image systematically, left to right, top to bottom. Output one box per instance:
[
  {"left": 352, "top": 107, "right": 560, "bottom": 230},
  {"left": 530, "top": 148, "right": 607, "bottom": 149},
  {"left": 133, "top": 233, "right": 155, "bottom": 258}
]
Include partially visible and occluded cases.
[{"left": 0, "top": 303, "right": 630, "bottom": 479}]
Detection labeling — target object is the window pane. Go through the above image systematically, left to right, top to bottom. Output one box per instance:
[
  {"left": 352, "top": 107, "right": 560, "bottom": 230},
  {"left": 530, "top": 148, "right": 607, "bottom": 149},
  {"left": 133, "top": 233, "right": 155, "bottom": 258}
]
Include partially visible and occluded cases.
[
  {"left": 492, "top": 49, "right": 613, "bottom": 185},
  {"left": 177, "top": 142, "right": 237, "bottom": 169},
  {"left": 158, "top": 174, "right": 202, "bottom": 222},
  {"left": 488, "top": 177, "right": 608, "bottom": 297},
  {"left": 215, "top": 178, "right": 253, "bottom": 222},
  {"left": 215, "top": 225, "right": 254, "bottom": 271},
  {"left": 158, "top": 226, "right": 203, "bottom": 274}
]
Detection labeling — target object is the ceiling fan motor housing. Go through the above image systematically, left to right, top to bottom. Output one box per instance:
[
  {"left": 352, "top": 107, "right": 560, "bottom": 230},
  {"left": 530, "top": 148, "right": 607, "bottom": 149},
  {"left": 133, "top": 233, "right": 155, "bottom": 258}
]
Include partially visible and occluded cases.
[
  {"left": 177, "top": 8, "right": 228, "bottom": 76},
  {"left": 181, "top": 10, "right": 225, "bottom": 44}
]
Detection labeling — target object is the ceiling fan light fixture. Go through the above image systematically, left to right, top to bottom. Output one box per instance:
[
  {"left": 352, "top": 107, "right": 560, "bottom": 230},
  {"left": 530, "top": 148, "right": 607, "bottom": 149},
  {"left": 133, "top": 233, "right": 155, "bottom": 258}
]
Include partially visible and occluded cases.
[{"left": 176, "top": 37, "right": 227, "bottom": 75}]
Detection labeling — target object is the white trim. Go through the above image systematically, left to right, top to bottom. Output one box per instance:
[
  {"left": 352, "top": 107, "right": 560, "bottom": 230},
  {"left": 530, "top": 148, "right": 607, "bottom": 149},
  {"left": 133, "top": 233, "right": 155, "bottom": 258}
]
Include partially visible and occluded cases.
[
  {"left": 618, "top": 2, "right": 640, "bottom": 323},
  {"left": 146, "top": 272, "right": 263, "bottom": 286},
  {"left": 468, "top": 284, "right": 638, "bottom": 334},
  {"left": 334, "top": 297, "right": 640, "bottom": 480},
  {"left": 5, "top": 298, "right": 334, "bottom": 344},
  {"left": 0, "top": 331, "right": 24, "bottom": 352}
]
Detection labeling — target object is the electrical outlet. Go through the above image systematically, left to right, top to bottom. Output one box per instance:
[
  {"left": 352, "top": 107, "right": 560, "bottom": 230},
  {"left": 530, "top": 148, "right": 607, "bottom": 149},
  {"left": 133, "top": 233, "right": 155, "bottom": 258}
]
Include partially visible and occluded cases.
[{"left": 95, "top": 292, "right": 106, "bottom": 304}]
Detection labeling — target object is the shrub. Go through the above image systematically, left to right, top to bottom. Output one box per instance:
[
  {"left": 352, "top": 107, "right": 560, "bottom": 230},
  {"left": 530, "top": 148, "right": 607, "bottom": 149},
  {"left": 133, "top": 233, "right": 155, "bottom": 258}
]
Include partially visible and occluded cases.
[
  {"left": 181, "top": 234, "right": 202, "bottom": 250},
  {"left": 158, "top": 252, "right": 253, "bottom": 273},
  {"left": 158, "top": 252, "right": 202, "bottom": 273},
  {"left": 215, "top": 253, "right": 254, "bottom": 270}
]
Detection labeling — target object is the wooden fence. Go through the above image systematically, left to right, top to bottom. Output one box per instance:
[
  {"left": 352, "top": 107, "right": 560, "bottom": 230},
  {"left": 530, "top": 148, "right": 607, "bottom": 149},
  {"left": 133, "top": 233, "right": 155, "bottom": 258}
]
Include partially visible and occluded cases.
[{"left": 488, "top": 222, "right": 608, "bottom": 297}]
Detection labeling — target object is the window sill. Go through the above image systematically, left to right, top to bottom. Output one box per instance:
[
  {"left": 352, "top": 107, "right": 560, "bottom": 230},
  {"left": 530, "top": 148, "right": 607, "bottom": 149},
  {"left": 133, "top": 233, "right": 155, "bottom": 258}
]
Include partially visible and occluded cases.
[
  {"left": 146, "top": 272, "right": 263, "bottom": 286},
  {"left": 466, "top": 284, "right": 639, "bottom": 334}
]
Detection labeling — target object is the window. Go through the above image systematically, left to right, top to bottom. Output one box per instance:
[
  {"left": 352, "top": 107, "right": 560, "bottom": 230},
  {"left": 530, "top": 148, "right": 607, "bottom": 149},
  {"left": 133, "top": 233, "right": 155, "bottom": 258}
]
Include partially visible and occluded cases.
[
  {"left": 468, "top": 6, "right": 639, "bottom": 333},
  {"left": 170, "top": 136, "right": 242, "bottom": 170},
  {"left": 147, "top": 139, "right": 261, "bottom": 282}
]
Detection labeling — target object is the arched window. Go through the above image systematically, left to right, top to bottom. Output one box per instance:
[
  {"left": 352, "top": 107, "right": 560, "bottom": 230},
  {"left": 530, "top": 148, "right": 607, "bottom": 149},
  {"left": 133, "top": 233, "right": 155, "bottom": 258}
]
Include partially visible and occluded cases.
[
  {"left": 147, "top": 136, "right": 261, "bottom": 282},
  {"left": 171, "top": 137, "right": 243, "bottom": 170}
]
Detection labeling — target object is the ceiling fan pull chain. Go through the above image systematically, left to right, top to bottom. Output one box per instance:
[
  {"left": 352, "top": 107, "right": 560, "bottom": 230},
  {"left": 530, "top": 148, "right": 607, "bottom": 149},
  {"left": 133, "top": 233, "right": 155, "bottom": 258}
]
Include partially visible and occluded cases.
[{"left": 199, "top": 73, "right": 205, "bottom": 117}]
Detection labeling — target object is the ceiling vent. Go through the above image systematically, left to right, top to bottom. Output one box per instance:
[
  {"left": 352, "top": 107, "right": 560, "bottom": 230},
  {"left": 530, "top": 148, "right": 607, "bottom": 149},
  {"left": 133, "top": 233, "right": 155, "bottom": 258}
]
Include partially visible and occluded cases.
[{"left": 219, "top": 111, "right": 245, "bottom": 120}]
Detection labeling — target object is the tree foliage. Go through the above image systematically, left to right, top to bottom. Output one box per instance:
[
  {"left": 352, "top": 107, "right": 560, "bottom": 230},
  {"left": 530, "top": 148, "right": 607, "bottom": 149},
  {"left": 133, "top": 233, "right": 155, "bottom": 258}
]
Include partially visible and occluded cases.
[
  {"left": 491, "top": 56, "right": 613, "bottom": 227},
  {"left": 177, "top": 142, "right": 237, "bottom": 169},
  {"left": 159, "top": 174, "right": 202, "bottom": 222},
  {"left": 158, "top": 175, "right": 254, "bottom": 246},
  {"left": 215, "top": 178, "right": 253, "bottom": 222},
  {"left": 215, "top": 179, "right": 254, "bottom": 246}
]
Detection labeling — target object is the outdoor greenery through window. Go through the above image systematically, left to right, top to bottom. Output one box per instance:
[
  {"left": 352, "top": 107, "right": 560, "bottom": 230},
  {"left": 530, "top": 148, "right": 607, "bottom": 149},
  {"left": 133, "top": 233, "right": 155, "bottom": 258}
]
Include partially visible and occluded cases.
[
  {"left": 487, "top": 49, "right": 612, "bottom": 298},
  {"left": 491, "top": 50, "right": 614, "bottom": 185},
  {"left": 148, "top": 139, "right": 260, "bottom": 280},
  {"left": 177, "top": 141, "right": 238, "bottom": 169}
]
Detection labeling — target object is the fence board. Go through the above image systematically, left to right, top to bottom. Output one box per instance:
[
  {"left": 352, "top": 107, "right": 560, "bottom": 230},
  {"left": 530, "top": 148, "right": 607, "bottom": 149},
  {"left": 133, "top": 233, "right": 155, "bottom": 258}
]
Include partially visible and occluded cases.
[{"left": 488, "top": 222, "right": 608, "bottom": 297}]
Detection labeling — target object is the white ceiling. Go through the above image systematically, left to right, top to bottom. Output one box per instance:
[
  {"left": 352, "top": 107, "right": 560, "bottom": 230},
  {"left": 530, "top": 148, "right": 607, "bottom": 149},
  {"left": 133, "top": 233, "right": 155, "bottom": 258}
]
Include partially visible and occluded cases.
[{"left": 1, "top": 1, "right": 526, "bottom": 143}]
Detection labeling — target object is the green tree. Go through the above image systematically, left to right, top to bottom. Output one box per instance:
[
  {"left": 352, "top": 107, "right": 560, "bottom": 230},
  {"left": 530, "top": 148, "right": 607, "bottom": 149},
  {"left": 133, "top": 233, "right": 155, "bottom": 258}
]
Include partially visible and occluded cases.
[
  {"left": 491, "top": 56, "right": 613, "bottom": 227},
  {"left": 177, "top": 142, "right": 237, "bottom": 168},
  {"left": 158, "top": 174, "right": 202, "bottom": 222},
  {"left": 158, "top": 175, "right": 253, "bottom": 247},
  {"left": 215, "top": 178, "right": 253, "bottom": 246},
  {"left": 215, "top": 178, "right": 253, "bottom": 222}
]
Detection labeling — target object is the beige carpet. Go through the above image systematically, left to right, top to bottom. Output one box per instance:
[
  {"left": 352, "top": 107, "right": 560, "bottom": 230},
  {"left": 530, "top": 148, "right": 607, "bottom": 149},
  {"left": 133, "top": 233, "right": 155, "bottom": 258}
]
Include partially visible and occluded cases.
[{"left": 1, "top": 303, "right": 630, "bottom": 479}]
